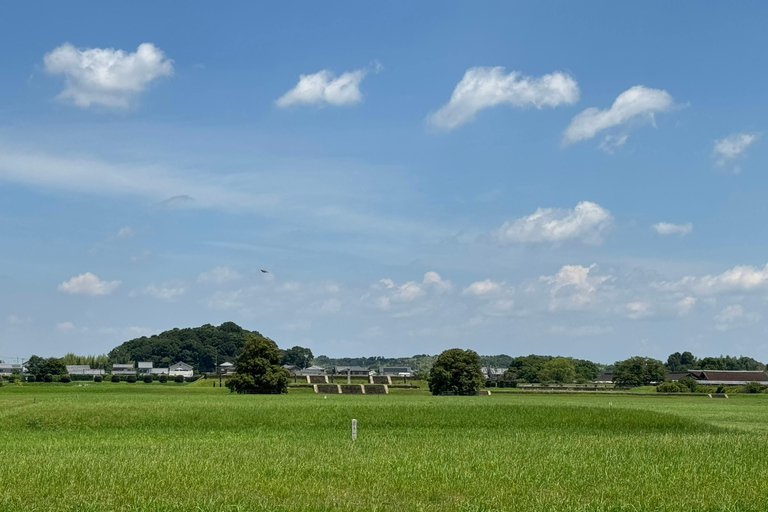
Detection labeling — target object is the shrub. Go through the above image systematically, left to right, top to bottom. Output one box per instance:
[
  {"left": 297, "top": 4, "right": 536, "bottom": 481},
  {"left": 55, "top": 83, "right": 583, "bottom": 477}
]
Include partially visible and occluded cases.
[
  {"left": 44, "top": 374, "right": 53, "bottom": 383},
  {"left": 60, "top": 374, "right": 71, "bottom": 383},
  {"left": 159, "top": 374, "right": 168, "bottom": 383},
  {"left": 174, "top": 374, "right": 184, "bottom": 383},
  {"left": 26, "top": 375, "right": 36, "bottom": 383},
  {"left": 94, "top": 375, "right": 103, "bottom": 383},
  {"left": 111, "top": 375, "right": 120, "bottom": 383},
  {"left": 126, "top": 375, "right": 137, "bottom": 383},
  {"left": 143, "top": 375, "right": 153, "bottom": 384},
  {"left": 188, "top": 375, "right": 200, "bottom": 382},
  {"left": 0, "top": 376, "right": 3, "bottom": 387},
  {"left": 678, "top": 376, "right": 698, "bottom": 392},
  {"left": 485, "top": 380, "right": 497, "bottom": 388},
  {"left": 657, "top": 381, "right": 687, "bottom": 393},
  {"left": 743, "top": 381, "right": 765, "bottom": 394},
  {"left": 716, "top": 385, "right": 726, "bottom": 394}
]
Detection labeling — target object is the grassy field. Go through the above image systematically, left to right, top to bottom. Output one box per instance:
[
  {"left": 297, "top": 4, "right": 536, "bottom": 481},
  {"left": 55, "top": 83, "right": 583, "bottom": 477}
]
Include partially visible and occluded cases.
[{"left": 1, "top": 383, "right": 767, "bottom": 511}]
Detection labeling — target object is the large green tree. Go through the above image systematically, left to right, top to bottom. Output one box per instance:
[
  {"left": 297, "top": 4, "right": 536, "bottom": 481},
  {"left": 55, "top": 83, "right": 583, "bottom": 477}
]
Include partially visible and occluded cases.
[
  {"left": 226, "top": 335, "right": 290, "bottom": 394},
  {"left": 281, "top": 346, "right": 314, "bottom": 369},
  {"left": 428, "top": 348, "right": 484, "bottom": 396},
  {"left": 24, "top": 355, "right": 67, "bottom": 380},
  {"left": 505, "top": 355, "right": 552, "bottom": 383},
  {"left": 613, "top": 356, "right": 667, "bottom": 386},
  {"left": 539, "top": 357, "right": 576, "bottom": 383}
]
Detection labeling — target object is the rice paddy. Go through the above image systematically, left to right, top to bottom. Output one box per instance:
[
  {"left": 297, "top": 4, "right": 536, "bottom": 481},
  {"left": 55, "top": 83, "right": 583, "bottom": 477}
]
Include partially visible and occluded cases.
[{"left": 1, "top": 383, "right": 767, "bottom": 511}]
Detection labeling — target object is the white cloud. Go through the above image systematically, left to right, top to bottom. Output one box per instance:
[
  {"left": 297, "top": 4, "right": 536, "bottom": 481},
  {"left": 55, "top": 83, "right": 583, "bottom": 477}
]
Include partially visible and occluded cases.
[
  {"left": 43, "top": 42, "right": 173, "bottom": 108},
  {"left": 428, "top": 67, "right": 579, "bottom": 130},
  {"left": 276, "top": 68, "right": 369, "bottom": 107},
  {"left": 563, "top": 85, "right": 674, "bottom": 145},
  {"left": 713, "top": 133, "right": 759, "bottom": 172},
  {"left": 598, "top": 134, "right": 628, "bottom": 154},
  {"left": 494, "top": 201, "right": 612, "bottom": 245},
  {"left": 652, "top": 222, "right": 692, "bottom": 236},
  {"left": 116, "top": 226, "right": 134, "bottom": 237},
  {"left": 654, "top": 263, "right": 768, "bottom": 295},
  {"left": 540, "top": 264, "right": 611, "bottom": 310},
  {"left": 197, "top": 266, "right": 241, "bottom": 285},
  {"left": 422, "top": 271, "right": 452, "bottom": 292},
  {"left": 58, "top": 272, "right": 121, "bottom": 296},
  {"left": 373, "top": 272, "right": 451, "bottom": 310},
  {"left": 463, "top": 279, "right": 503, "bottom": 296},
  {"left": 130, "top": 282, "right": 186, "bottom": 301},
  {"left": 676, "top": 296, "right": 696, "bottom": 316},
  {"left": 317, "top": 298, "right": 341, "bottom": 314},
  {"left": 625, "top": 301, "right": 651, "bottom": 319},
  {"left": 713, "top": 304, "right": 758, "bottom": 331},
  {"left": 714, "top": 304, "right": 744, "bottom": 323},
  {"left": 6, "top": 314, "right": 31, "bottom": 325},
  {"left": 55, "top": 321, "right": 76, "bottom": 331},
  {"left": 550, "top": 324, "right": 614, "bottom": 337}
]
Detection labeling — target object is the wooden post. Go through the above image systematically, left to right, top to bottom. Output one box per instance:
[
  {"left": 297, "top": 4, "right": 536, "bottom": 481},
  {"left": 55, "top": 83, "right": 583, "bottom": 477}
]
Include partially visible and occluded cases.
[
  {"left": 347, "top": 368, "right": 351, "bottom": 384},
  {"left": 351, "top": 419, "right": 357, "bottom": 441}
]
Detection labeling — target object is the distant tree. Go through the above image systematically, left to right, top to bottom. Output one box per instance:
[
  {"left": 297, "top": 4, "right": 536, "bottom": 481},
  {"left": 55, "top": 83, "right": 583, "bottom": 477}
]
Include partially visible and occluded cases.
[
  {"left": 226, "top": 335, "right": 289, "bottom": 394},
  {"left": 281, "top": 346, "right": 314, "bottom": 369},
  {"left": 428, "top": 348, "right": 484, "bottom": 396},
  {"left": 666, "top": 351, "right": 698, "bottom": 372},
  {"left": 24, "top": 355, "right": 66, "bottom": 381},
  {"left": 505, "top": 355, "right": 552, "bottom": 383},
  {"left": 613, "top": 356, "right": 667, "bottom": 386},
  {"left": 539, "top": 357, "right": 576, "bottom": 384},
  {"left": 573, "top": 359, "right": 599, "bottom": 382},
  {"left": 678, "top": 376, "right": 698, "bottom": 392}
]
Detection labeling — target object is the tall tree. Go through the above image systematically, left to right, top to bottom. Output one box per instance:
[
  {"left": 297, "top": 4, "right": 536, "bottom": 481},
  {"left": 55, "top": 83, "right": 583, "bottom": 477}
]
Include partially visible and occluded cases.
[
  {"left": 226, "top": 335, "right": 290, "bottom": 394},
  {"left": 281, "top": 346, "right": 314, "bottom": 369},
  {"left": 428, "top": 348, "right": 484, "bottom": 396},
  {"left": 613, "top": 356, "right": 667, "bottom": 386},
  {"left": 539, "top": 357, "right": 576, "bottom": 383}
]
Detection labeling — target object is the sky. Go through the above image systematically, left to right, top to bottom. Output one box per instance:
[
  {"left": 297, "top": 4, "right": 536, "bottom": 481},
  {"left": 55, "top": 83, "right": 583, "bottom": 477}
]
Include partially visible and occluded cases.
[{"left": 2, "top": 1, "right": 768, "bottom": 363}]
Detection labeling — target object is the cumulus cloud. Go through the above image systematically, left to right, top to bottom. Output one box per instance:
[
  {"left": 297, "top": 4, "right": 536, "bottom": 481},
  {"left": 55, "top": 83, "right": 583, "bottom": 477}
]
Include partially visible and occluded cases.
[
  {"left": 43, "top": 42, "right": 173, "bottom": 108},
  {"left": 276, "top": 66, "right": 372, "bottom": 107},
  {"left": 428, "top": 67, "right": 579, "bottom": 130},
  {"left": 563, "top": 85, "right": 674, "bottom": 145},
  {"left": 713, "top": 133, "right": 759, "bottom": 172},
  {"left": 494, "top": 201, "right": 612, "bottom": 245},
  {"left": 652, "top": 222, "right": 692, "bottom": 236},
  {"left": 116, "top": 226, "right": 134, "bottom": 237},
  {"left": 654, "top": 263, "right": 768, "bottom": 295},
  {"left": 540, "top": 264, "right": 611, "bottom": 310},
  {"left": 197, "top": 266, "right": 241, "bottom": 285},
  {"left": 422, "top": 271, "right": 452, "bottom": 292},
  {"left": 58, "top": 272, "right": 121, "bottom": 296},
  {"left": 374, "top": 272, "right": 451, "bottom": 310},
  {"left": 463, "top": 279, "right": 503, "bottom": 296},
  {"left": 130, "top": 282, "right": 186, "bottom": 301},
  {"left": 676, "top": 296, "right": 696, "bottom": 316},
  {"left": 625, "top": 301, "right": 651, "bottom": 319},
  {"left": 714, "top": 304, "right": 758, "bottom": 331}
]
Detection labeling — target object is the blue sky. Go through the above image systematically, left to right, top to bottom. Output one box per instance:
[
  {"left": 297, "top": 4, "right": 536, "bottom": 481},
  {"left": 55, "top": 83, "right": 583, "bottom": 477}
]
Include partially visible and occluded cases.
[{"left": 2, "top": 1, "right": 768, "bottom": 363}]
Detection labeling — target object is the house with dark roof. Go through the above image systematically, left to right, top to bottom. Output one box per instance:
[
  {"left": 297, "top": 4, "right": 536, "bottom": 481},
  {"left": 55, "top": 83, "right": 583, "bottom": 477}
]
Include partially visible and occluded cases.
[
  {"left": 138, "top": 362, "right": 155, "bottom": 375},
  {"left": 218, "top": 362, "right": 236, "bottom": 375},
  {"left": 0, "top": 363, "right": 23, "bottom": 374},
  {"left": 112, "top": 363, "right": 136, "bottom": 375},
  {"left": 282, "top": 364, "right": 301, "bottom": 375},
  {"left": 66, "top": 365, "right": 105, "bottom": 376},
  {"left": 299, "top": 365, "right": 327, "bottom": 376},
  {"left": 381, "top": 366, "right": 413, "bottom": 377},
  {"left": 686, "top": 370, "right": 768, "bottom": 385},
  {"left": 591, "top": 373, "right": 613, "bottom": 383}
]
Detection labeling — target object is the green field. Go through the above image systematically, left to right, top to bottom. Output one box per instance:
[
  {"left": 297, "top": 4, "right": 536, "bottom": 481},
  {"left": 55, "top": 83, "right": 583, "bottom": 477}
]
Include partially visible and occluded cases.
[{"left": 1, "top": 383, "right": 767, "bottom": 511}]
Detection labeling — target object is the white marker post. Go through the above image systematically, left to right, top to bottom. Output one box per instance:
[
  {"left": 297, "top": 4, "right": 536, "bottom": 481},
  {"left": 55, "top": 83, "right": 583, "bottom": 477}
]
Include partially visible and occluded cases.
[{"left": 351, "top": 419, "right": 357, "bottom": 441}]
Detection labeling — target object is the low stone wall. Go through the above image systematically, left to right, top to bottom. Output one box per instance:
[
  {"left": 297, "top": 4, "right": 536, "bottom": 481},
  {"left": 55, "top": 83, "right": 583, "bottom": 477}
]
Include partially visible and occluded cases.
[
  {"left": 307, "top": 375, "right": 329, "bottom": 384},
  {"left": 369, "top": 375, "right": 392, "bottom": 385},
  {"left": 314, "top": 384, "right": 341, "bottom": 394},
  {"left": 340, "top": 384, "right": 365, "bottom": 394},
  {"left": 363, "top": 384, "right": 388, "bottom": 394},
  {"left": 479, "top": 390, "right": 491, "bottom": 395}
]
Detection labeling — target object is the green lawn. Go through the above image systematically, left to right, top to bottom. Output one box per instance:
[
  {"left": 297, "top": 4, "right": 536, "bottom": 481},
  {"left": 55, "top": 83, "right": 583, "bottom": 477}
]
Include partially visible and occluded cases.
[{"left": 1, "top": 383, "right": 767, "bottom": 511}]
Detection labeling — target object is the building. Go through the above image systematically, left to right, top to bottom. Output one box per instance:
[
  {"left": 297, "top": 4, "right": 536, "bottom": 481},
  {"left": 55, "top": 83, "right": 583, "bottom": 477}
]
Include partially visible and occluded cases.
[
  {"left": 137, "top": 362, "right": 154, "bottom": 375},
  {"left": 168, "top": 362, "right": 194, "bottom": 378},
  {"left": 218, "top": 362, "right": 236, "bottom": 375},
  {"left": 0, "top": 363, "right": 23, "bottom": 374},
  {"left": 112, "top": 363, "right": 136, "bottom": 375},
  {"left": 282, "top": 364, "right": 301, "bottom": 375},
  {"left": 65, "top": 365, "right": 105, "bottom": 376},
  {"left": 299, "top": 365, "right": 327, "bottom": 376},
  {"left": 334, "top": 366, "right": 370, "bottom": 376},
  {"left": 381, "top": 366, "right": 413, "bottom": 377},
  {"left": 482, "top": 367, "right": 505, "bottom": 379},
  {"left": 150, "top": 368, "right": 169, "bottom": 375},
  {"left": 686, "top": 370, "right": 768, "bottom": 385},
  {"left": 591, "top": 373, "right": 614, "bottom": 383}
]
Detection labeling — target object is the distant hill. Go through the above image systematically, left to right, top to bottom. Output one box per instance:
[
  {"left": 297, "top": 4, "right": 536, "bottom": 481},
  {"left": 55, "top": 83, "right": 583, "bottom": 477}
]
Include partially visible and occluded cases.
[{"left": 108, "top": 322, "right": 261, "bottom": 372}]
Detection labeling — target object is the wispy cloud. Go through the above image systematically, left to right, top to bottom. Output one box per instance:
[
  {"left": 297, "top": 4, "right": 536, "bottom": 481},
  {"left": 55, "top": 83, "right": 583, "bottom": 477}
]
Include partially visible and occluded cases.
[
  {"left": 276, "top": 63, "right": 380, "bottom": 107},
  {"left": 429, "top": 67, "right": 579, "bottom": 130},
  {"left": 713, "top": 132, "right": 759, "bottom": 173},
  {"left": 652, "top": 222, "right": 692, "bottom": 236},
  {"left": 58, "top": 272, "right": 121, "bottom": 296}
]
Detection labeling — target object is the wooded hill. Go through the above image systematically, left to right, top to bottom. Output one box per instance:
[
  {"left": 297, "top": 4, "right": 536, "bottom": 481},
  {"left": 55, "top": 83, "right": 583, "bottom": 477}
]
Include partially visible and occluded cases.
[{"left": 108, "top": 322, "right": 260, "bottom": 373}]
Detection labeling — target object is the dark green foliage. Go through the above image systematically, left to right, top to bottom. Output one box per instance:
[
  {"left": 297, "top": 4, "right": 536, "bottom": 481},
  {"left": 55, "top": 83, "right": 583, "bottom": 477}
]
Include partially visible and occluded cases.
[
  {"left": 108, "top": 322, "right": 254, "bottom": 373},
  {"left": 226, "top": 335, "right": 289, "bottom": 394},
  {"left": 281, "top": 346, "right": 314, "bottom": 369},
  {"left": 428, "top": 348, "right": 484, "bottom": 396},
  {"left": 666, "top": 351, "right": 764, "bottom": 371},
  {"left": 666, "top": 351, "right": 697, "bottom": 371},
  {"left": 60, "top": 353, "right": 111, "bottom": 370},
  {"left": 24, "top": 355, "right": 67, "bottom": 381},
  {"left": 506, "top": 355, "right": 552, "bottom": 383},
  {"left": 613, "top": 356, "right": 667, "bottom": 386},
  {"left": 573, "top": 359, "right": 599, "bottom": 382},
  {"left": 43, "top": 374, "right": 53, "bottom": 383},
  {"left": 59, "top": 374, "right": 71, "bottom": 383},
  {"left": 159, "top": 374, "right": 168, "bottom": 383},
  {"left": 174, "top": 374, "right": 184, "bottom": 383},
  {"left": 26, "top": 375, "right": 36, "bottom": 383},
  {"left": 94, "top": 375, "right": 103, "bottom": 383},
  {"left": 111, "top": 375, "right": 120, "bottom": 383},
  {"left": 126, "top": 375, "right": 137, "bottom": 383},
  {"left": 143, "top": 375, "right": 153, "bottom": 383},
  {"left": 678, "top": 376, "right": 698, "bottom": 392},
  {"left": 657, "top": 381, "right": 688, "bottom": 393},
  {"left": 743, "top": 382, "right": 765, "bottom": 393}
]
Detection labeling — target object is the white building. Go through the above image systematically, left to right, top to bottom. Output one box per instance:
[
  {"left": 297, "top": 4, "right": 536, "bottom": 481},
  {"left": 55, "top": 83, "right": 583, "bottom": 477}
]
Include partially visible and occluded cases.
[{"left": 168, "top": 362, "right": 193, "bottom": 378}]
